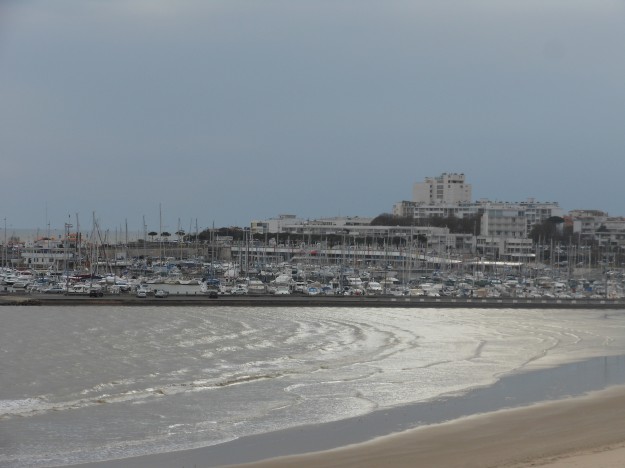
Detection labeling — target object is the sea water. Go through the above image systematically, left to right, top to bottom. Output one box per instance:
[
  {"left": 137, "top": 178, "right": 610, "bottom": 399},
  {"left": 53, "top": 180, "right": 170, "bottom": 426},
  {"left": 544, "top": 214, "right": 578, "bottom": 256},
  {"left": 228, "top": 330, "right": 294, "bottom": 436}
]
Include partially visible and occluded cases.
[{"left": 1, "top": 306, "right": 625, "bottom": 467}]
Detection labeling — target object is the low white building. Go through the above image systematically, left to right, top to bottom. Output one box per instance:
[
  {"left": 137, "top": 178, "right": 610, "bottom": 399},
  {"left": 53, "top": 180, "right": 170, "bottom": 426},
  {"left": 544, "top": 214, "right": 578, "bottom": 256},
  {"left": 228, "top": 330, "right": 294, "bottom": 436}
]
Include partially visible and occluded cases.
[
  {"left": 480, "top": 207, "right": 527, "bottom": 239},
  {"left": 570, "top": 210, "right": 625, "bottom": 248},
  {"left": 251, "top": 214, "right": 373, "bottom": 235},
  {"left": 476, "top": 236, "right": 534, "bottom": 261},
  {"left": 20, "top": 238, "right": 78, "bottom": 272}
]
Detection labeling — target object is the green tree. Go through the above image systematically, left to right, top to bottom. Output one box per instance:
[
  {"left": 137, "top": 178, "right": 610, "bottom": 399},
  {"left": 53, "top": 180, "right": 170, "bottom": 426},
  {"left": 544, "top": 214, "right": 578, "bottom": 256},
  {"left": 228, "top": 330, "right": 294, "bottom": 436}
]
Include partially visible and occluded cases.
[{"left": 529, "top": 217, "right": 566, "bottom": 243}]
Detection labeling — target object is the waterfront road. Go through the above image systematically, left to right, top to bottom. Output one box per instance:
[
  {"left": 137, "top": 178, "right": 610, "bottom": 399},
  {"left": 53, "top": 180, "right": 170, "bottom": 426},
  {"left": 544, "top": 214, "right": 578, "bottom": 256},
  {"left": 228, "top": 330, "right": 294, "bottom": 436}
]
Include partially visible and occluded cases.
[{"left": 2, "top": 293, "right": 625, "bottom": 309}]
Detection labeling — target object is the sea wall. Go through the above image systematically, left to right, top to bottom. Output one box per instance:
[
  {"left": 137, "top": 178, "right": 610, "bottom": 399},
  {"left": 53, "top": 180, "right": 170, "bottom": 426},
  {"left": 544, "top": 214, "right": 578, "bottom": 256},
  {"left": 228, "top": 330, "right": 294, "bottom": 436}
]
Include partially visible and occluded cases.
[{"left": 3, "top": 293, "right": 625, "bottom": 309}]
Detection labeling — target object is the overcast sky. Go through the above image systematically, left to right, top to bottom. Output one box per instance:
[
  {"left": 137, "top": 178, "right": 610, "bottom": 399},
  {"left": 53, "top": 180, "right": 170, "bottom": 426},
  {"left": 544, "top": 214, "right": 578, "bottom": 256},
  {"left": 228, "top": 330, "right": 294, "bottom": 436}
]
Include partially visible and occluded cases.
[{"left": 1, "top": 0, "right": 624, "bottom": 234}]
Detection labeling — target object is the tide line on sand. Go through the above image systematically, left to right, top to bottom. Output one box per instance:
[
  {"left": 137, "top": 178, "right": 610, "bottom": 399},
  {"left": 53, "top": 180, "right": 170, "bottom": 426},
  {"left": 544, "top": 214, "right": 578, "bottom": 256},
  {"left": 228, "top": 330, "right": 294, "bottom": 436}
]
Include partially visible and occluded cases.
[{"left": 232, "top": 385, "right": 625, "bottom": 468}]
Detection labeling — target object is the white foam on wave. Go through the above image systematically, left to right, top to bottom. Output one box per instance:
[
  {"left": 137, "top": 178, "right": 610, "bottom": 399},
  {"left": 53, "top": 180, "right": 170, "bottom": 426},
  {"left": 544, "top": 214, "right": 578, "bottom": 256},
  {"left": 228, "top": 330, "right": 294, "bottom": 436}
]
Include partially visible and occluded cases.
[
  {"left": 6, "top": 306, "right": 625, "bottom": 467},
  {"left": 0, "top": 397, "right": 47, "bottom": 417},
  {"left": 0, "top": 427, "right": 240, "bottom": 468}
]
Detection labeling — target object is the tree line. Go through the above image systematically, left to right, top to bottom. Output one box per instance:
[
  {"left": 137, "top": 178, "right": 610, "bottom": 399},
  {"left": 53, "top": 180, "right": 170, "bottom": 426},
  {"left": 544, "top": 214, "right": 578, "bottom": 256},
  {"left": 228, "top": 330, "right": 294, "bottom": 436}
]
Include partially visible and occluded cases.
[{"left": 138, "top": 215, "right": 597, "bottom": 248}]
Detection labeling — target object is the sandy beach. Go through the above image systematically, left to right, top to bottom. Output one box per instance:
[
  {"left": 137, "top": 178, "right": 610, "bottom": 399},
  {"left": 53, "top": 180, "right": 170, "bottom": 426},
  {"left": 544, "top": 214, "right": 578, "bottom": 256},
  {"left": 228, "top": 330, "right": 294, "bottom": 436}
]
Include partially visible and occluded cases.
[{"left": 225, "top": 385, "right": 625, "bottom": 468}]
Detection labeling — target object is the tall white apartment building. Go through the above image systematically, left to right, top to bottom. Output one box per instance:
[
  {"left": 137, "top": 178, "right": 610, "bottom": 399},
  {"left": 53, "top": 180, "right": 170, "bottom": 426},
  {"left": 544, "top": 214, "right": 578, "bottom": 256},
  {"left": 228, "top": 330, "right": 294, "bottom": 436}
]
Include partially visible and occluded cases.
[{"left": 412, "top": 173, "right": 472, "bottom": 205}]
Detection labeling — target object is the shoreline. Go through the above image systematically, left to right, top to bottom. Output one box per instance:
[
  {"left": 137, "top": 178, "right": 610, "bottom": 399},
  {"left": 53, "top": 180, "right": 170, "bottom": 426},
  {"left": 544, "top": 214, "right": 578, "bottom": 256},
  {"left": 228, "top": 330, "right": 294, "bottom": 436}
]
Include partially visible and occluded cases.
[
  {"left": 2, "top": 293, "right": 625, "bottom": 309},
  {"left": 68, "top": 354, "right": 625, "bottom": 468},
  {"left": 234, "top": 384, "right": 625, "bottom": 468},
  {"left": 68, "top": 387, "right": 625, "bottom": 468}
]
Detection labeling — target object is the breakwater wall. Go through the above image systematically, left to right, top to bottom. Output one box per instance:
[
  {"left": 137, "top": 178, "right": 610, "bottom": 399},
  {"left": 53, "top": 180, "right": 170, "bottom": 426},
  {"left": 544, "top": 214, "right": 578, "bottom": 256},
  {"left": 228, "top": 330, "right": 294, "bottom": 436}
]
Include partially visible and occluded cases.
[{"left": 4, "top": 294, "right": 625, "bottom": 309}]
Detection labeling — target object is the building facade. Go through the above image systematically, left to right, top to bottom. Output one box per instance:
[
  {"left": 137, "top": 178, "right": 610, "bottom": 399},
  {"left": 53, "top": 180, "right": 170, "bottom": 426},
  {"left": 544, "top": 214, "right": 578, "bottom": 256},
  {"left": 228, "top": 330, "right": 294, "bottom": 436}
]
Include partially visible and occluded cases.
[
  {"left": 412, "top": 172, "right": 472, "bottom": 205},
  {"left": 394, "top": 174, "right": 563, "bottom": 239},
  {"left": 569, "top": 210, "right": 625, "bottom": 248},
  {"left": 251, "top": 215, "right": 374, "bottom": 236}
]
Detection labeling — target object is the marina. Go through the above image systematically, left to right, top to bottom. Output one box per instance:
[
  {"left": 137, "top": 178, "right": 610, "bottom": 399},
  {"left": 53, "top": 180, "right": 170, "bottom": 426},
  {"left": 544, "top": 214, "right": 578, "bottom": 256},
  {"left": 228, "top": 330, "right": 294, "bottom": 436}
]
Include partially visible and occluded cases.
[
  {"left": 3, "top": 1, "right": 625, "bottom": 465},
  {"left": 2, "top": 228, "right": 625, "bottom": 304}
]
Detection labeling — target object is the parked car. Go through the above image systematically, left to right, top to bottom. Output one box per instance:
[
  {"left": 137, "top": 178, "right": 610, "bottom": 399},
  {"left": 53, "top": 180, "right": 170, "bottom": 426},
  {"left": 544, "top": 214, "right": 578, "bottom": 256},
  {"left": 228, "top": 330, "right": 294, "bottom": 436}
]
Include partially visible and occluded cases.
[
  {"left": 231, "top": 286, "right": 248, "bottom": 295},
  {"left": 89, "top": 289, "right": 103, "bottom": 297},
  {"left": 154, "top": 289, "right": 169, "bottom": 298},
  {"left": 136, "top": 290, "right": 147, "bottom": 298},
  {"left": 207, "top": 290, "right": 218, "bottom": 299}
]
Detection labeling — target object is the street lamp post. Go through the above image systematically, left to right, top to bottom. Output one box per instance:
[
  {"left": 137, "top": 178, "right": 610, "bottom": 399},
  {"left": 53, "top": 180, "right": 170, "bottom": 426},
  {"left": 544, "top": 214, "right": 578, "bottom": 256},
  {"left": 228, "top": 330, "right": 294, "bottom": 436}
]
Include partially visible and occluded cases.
[
  {"left": 3, "top": 218, "right": 6, "bottom": 269},
  {"left": 64, "top": 222, "right": 73, "bottom": 291}
]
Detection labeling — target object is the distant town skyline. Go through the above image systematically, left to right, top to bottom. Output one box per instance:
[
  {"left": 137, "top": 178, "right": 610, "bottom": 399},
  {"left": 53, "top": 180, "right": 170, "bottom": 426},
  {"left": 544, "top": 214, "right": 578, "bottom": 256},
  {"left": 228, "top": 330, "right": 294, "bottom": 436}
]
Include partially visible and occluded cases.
[
  {"left": 1, "top": 1, "right": 624, "bottom": 232},
  {"left": 0, "top": 168, "right": 622, "bottom": 235},
  {"left": 0, "top": 183, "right": 618, "bottom": 240}
]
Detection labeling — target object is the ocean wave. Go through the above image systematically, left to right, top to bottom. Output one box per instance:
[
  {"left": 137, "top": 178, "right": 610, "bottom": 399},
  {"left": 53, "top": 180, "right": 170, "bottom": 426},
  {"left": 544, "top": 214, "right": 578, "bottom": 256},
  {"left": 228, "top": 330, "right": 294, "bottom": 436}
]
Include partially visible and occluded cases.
[
  {"left": 4, "top": 306, "right": 625, "bottom": 467},
  {"left": 0, "top": 370, "right": 289, "bottom": 420},
  {"left": 0, "top": 397, "right": 47, "bottom": 418}
]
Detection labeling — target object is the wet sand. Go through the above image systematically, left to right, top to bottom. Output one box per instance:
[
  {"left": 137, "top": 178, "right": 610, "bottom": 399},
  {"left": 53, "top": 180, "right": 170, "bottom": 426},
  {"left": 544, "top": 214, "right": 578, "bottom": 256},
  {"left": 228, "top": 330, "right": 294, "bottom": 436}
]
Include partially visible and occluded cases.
[{"left": 230, "top": 385, "right": 625, "bottom": 468}]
